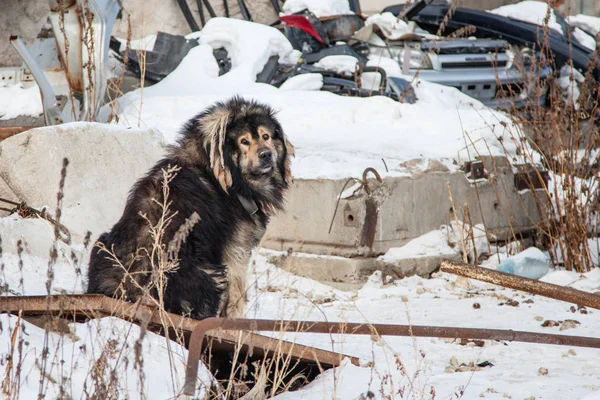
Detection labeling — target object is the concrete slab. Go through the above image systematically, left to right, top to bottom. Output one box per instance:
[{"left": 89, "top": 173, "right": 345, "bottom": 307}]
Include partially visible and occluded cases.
[
  {"left": 264, "top": 157, "right": 547, "bottom": 259},
  {"left": 264, "top": 249, "right": 377, "bottom": 290}
]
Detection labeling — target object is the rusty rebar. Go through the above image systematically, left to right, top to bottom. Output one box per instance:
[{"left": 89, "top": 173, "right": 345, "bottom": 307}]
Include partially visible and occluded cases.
[
  {"left": 362, "top": 167, "right": 382, "bottom": 195},
  {"left": 440, "top": 260, "right": 600, "bottom": 310},
  {"left": 183, "top": 317, "right": 600, "bottom": 395}
]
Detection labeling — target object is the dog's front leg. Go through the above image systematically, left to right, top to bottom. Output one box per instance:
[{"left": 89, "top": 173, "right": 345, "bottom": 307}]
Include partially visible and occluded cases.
[{"left": 219, "top": 258, "right": 248, "bottom": 318}]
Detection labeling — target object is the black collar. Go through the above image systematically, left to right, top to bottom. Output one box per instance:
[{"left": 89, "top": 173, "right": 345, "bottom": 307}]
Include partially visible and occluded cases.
[{"left": 237, "top": 194, "right": 258, "bottom": 216}]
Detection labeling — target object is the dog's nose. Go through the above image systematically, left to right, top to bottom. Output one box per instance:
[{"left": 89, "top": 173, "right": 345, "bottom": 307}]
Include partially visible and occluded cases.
[{"left": 259, "top": 150, "right": 272, "bottom": 162}]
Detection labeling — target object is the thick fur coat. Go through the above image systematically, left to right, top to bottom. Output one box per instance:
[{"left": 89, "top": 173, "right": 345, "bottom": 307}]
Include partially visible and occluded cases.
[{"left": 87, "top": 97, "right": 294, "bottom": 319}]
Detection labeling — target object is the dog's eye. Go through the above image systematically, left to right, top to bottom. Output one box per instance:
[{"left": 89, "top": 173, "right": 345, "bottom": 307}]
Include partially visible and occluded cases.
[
  {"left": 262, "top": 134, "right": 270, "bottom": 141},
  {"left": 240, "top": 139, "right": 250, "bottom": 146}
]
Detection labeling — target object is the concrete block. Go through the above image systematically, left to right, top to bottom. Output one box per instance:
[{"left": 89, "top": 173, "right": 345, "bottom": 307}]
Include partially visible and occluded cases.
[
  {"left": 0, "top": 122, "right": 166, "bottom": 240},
  {"left": 263, "top": 158, "right": 548, "bottom": 260},
  {"left": 264, "top": 250, "right": 377, "bottom": 290},
  {"left": 376, "top": 254, "right": 462, "bottom": 279}
]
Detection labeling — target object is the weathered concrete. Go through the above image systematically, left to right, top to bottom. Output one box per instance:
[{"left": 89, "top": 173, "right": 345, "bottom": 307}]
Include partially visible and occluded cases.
[
  {"left": 0, "top": 0, "right": 50, "bottom": 67},
  {"left": 0, "top": 123, "right": 166, "bottom": 241},
  {"left": 260, "top": 156, "right": 548, "bottom": 286},
  {"left": 263, "top": 156, "right": 546, "bottom": 260},
  {"left": 0, "top": 177, "right": 20, "bottom": 218},
  {"left": 265, "top": 250, "right": 377, "bottom": 289},
  {"left": 379, "top": 254, "right": 456, "bottom": 278}
]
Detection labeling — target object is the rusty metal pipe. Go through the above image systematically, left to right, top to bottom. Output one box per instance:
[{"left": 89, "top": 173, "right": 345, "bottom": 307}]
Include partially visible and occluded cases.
[
  {"left": 440, "top": 260, "right": 600, "bottom": 310},
  {"left": 183, "top": 317, "right": 600, "bottom": 395}
]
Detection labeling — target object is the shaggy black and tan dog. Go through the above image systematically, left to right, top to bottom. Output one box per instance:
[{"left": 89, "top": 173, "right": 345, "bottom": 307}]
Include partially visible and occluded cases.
[{"left": 87, "top": 97, "right": 294, "bottom": 319}]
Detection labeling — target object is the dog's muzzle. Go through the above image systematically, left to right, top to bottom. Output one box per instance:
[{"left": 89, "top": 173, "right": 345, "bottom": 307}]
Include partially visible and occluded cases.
[{"left": 250, "top": 149, "right": 274, "bottom": 176}]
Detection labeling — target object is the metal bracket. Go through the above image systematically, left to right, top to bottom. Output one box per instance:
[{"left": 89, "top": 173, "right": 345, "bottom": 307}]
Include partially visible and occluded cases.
[
  {"left": 76, "top": 0, "right": 121, "bottom": 121},
  {"left": 10, "top": 36, "right": 67, "bottom": 126},
  {"left": 0, "top": 67, "right": 34, "bottom": 86}
]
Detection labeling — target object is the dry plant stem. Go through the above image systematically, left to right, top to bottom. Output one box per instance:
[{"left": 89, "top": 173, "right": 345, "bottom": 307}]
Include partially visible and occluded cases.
[
  {"left": 81, "top": 0, "right": 100, "bottom": 120},
  {"left": 435, "top": 0, "right": 458, "bottom": 36},
  {"left": 107, "top": 1, "right": 132, "bottom": 123},
  {"left": 57, "top": 3, "right": 77, "bottom": 120},
  {"left": 488, "top": 6, "right": 600, "bottom": 272},
  {"left": 136, "top": 48, "right": 147, "bottom": 127},
  {"left": 456, "top": 109, "right": 492, "bottom": 256},
  {"left": 36, "top": 158, "right": 69, "bottom": 399},
  {"left": 90, "top": 165, "right": 190, "bottom": 397},
  {"left": 139, "top": 165, "right": 187, "bottom": 395},
  {"left": 446, "top": 183, "right": 468, "bottom": 263},
  {"left": 462, "top": 204, "right": 477, "bottom": 263},
  {"left": 352, "top": 308, "right": 419, "bottom": 397},
  {"left": 1, "top": 311, "right": 21, "bottom": 396}
]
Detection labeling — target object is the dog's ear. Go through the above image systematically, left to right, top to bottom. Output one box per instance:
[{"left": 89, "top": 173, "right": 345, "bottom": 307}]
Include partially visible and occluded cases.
[
  {"left": 200, "top": 106, "right": 233, "bottom": 192},
  {"left": 281, "top": 130, "right": 295, "bottom": 185}
]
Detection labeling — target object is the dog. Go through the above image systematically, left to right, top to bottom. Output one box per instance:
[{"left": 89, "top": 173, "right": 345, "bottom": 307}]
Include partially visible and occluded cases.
[{"left": 87, "top": 96, "right": 294, "bottom": 319}]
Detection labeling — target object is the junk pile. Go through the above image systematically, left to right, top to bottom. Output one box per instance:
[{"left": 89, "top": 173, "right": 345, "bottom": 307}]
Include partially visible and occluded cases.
[
  {"left": 8, "top": 0, "right": 597, "bottom": 125},
  {"left": 110, "top": 6, "right": 416, "bottom": 103}
]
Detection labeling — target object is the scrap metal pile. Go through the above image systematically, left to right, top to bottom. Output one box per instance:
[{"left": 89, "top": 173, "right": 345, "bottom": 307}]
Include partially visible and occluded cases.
[{"left": 8, "top": 0, "right": 599, "bottom": 127}]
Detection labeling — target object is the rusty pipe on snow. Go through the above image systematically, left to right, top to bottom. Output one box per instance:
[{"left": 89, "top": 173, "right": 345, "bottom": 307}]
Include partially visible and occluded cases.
[{"left": 183, "top": 317, "right": 600, "bottom": 395}]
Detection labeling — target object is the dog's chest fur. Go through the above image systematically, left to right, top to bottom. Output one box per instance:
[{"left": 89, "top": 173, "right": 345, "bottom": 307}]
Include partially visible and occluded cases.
[{"left": 220, "top": 213, "right": 266, "bottom": 317}]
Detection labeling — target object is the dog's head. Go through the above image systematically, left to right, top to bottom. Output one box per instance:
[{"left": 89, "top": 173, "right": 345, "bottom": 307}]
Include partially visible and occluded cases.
[{"left": 183, "top": 97, "right": 294, "bottom": 212}]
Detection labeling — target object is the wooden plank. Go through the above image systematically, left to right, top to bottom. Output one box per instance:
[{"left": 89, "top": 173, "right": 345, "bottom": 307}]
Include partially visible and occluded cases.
[
  {"left": 0, "top": 126, "right": 37, "bottom": 141},
  {"left": 440, "top": 260, "right": 600, "bottom": 310}
]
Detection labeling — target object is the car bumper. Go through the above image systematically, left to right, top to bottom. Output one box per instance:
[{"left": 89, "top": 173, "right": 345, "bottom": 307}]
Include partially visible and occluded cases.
[{"left": 407, "top": 66, "right": 553, "bottom": 110}]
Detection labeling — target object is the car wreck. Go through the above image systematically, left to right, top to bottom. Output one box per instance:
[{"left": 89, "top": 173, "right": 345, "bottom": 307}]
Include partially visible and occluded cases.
[{"left": 385, "top": 0, "right": 600, "bottom": 106}]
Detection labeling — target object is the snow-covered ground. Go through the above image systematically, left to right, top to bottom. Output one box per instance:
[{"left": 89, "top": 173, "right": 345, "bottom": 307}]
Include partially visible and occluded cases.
[
  {"left": 1, "top": 4, "right": 600, "bottom": 400},
  {"left": 0, "top": 82, "right": 43, "bottom": 120},
  {"left": 2, "top": 220, "right": 600, "bottom": 399},
  {"left": 250, "top": 250, "right": 600, "bottom": 400},
  {"left": 0, "top": 314, "right": 215, "bottom": 399}
]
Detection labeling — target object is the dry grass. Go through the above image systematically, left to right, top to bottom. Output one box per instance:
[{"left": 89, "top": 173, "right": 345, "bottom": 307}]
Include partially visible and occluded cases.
[
  {"left": 431, "top": 4, "right": 600, "bottom": 272},
  {"left": 483, "top": 16, "right": 600, "bottom": 272}
]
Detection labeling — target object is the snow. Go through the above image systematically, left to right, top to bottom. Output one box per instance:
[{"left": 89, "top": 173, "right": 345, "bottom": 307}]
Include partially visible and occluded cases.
[
  {"left": 282, "top": 0, "right": 353, "bottom": 18},
  {"left": 489, "top": 1, "right": 565, "bottom": 35},
  {"left": 489, "top": 2, "right": 598, "bottom": 51},
  {"left": 365, "top": 12, "right": 411, "bottom": 40},
  {"left": 568, "top": 14, "right": 600, "bottom": 37},
  {"left": 105, "top": 18, "right": 525, "bottom": 181},
  {"left": 572, "top": 27, "right": 597, "bottom": 51},
  {"left": 115, "top": 34, "right": 157, "bottom": 53},
  {"left": 314, "top": 55, "right": 358, "bottom": 75},
  {"left": 557, "top": 64, "right": 586, "bottom": 106},
  {"left": 279, "top": 73, "right": 323, "bottom": 91},
  {"left": 0, "top": 82, "right": 43, "bottom": 120},
  {"left": 0, "top": 217, "right": 87, "bottom": 296},
  {"left": 3, "top": 217, "right": 600, "bottom": 398},
  {"left": 380, "top": 222, "right": 489, "bottom": 266},
  {"left": 379, "top": 226, "right": 457, "bottom": 262},
  {"left": 245, "top": 252, "right": 600, "bottom": 399},
  {"left": 0, "top": 314, "right": 215, "bottom": 398}
]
